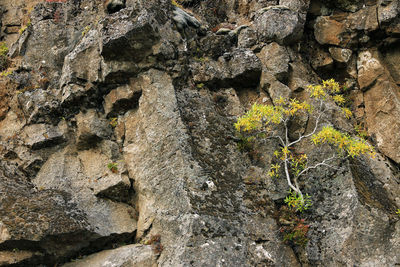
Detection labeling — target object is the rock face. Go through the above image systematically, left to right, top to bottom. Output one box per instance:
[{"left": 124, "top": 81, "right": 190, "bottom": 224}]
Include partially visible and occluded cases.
[{"left": 0, "top": 0, "right": 399, "bottom": 266}]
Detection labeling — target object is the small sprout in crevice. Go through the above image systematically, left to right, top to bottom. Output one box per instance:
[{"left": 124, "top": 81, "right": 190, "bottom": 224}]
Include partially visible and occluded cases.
[
  {"left": 171, "top": 0, "right": 183, "bottom": 9},
  {"left": 82, "top": 25, "right": 91, "bottom": 37},
  {"left": 0, "top": 42, "right": 9, "bottom": 71},
  {"left": 0, "top": 70, "right": 12, "bottom": 77},
  {"left": 196, "top": 83, "right": 204, "bottom": 89},
  {"left": 109, "top": 117, "right": 118, "bottom": 128},
  {"left": 107, "top": 162, "right": 118, "bottom": 173},
  {"left": 284, "top": 190, "right": 312, "bottom": 212},
  {"left": 396, "top": 209, "right": 400, "bottom": 217}
]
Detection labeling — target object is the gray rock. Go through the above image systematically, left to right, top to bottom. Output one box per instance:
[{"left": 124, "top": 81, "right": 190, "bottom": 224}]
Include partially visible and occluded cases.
[
  {"left": 172, "top": 6, "right": 201, "bottom": 31},
  {"left": 254, "top": 6, "right": 304, "bottom": 45},
  {"left": 101, "top": 9, "right": 160, "bottom": 62},
  {"left": 238, "top": 27, "right": 257, "bottom": 48},
  {"left": 258, "top": 42, "right": 290, "bottom": 82},
  {"left": 329, "top": 47, "right": 352, "bottom": 63},
  {"left": 192, "top": 49, "right": 262, "bottom": 88},
  {"left": 260, "top": 72, "right": 292, "bottom": 103},
  {"left": 103, "top": 81, "right": 142, "bottom": 117},
  {"left": 76, "top": 110, "right": 113, "bottom": 149},
  {"left": 22, "top": 123, "right": 65, "bottom": 150},
  {"left": 33, "top": 148, "right": 137, "bottom": 237},
  {"left": 62, "top": 244, "right": 156, "bottom": 267}
]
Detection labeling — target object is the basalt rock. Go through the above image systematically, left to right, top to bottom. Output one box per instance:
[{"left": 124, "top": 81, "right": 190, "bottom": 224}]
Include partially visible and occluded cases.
[{"left": 0, "top": 0, "right": 399, "bottom": 266}]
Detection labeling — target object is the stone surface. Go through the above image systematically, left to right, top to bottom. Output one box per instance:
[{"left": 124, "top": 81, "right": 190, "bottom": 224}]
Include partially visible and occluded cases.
[
  {"left": 0, "top": 0, "right": 400, "bottom": 266},
  {"left": 254, "top": 6, "right": 304, "bottom": 45},
  {"left": 314, "top": 16, "right": 345, "bottom": 46},
  {"left": 258, "top": 42, "right": 290, "bottom": 82},
  {"left": 383, "top": 46, "right": 400, "bottom": 85},
  {"left": 329, "top": 47, "right": 352, "bottom": 63},
  {"left": 191, "top": 49, "right": 262, "bottom": 88},
  {"left": 357, "top": 50, "right": 384, "bottom": 91},
  {"left": 103, "top": 81, "right": 142, "bottom": 117},
  {"left": 75, "top": 110, "right": 112, "bottom": 149},
  {"left": 21, "top": 123, "right": 65, "bottom": 149},
  {"left": 33, "top": 147, "right": 137, "bottom": 237},
  {"left": 62, "top": 244, "right": 157, "bottom": 267}
]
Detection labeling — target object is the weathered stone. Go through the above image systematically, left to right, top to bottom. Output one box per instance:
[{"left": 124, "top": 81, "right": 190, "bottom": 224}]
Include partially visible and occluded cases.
[
  {"left": 1, "top": 0, "right": 400, "bottom": 265},
  {"left": 378, "top": 0, "right": 400, "bottom": 25},
  {"left": 348, "top": 5, "right": 379, "bottom": 32},
  {"left": 254, "top": 6, "right": 304, "bottom": 45},
  {"left": 101, "top": 9, "right": 159, "bottom": 62},
  {"left": 314, "top": 16, "right": 345, "bottom": 46},
  {"left": 60, "top": 27, "right": 102, "bottom": 86},
  {"left": 237, "top": 27, "right": 257, "bottom": 48},
  {"left": 198, "top": 34, "right": 235, "bottom": 59},
  {"left": 258, "top": 42, "right": 290, "bottom": 82},
  {"left": 383, "top": 46, "right": 400, "bottom": 85},
  {"left": 311, "top": 47, "right": 334, "bottom": 70},
  {"left": 329, "top": 47, "right": 352, "bottom": 63},
  {"left": 192, "top": 49, "right": 262, "bottom": 88},
  {"left": 357, "top": 50, "right": 384, "bottom": 91},
  {"left": 260, "top": 71, "right": 291, "bottom": 103},
  {"left": 364, "top": 78, "right": 400, "bottom": 163},
  {"left": 103, "top": 81, "right": 142, "bottom": 117},
  {"left": 17, "top": 88, "right": 61, "bottom": 124},
  {"left": 76, "top": 110, "right": 112, "bottom": 149},
  {"left": 0, "top": 111, "right": 25, "bottom": 140},
  {"left": 22, "top": 123, "right": 65, "bottom": 150},
  {"left": 33, "top": 148, "right": 137, "bottom": 236},
  {"left": 0, "top": 165, "right": 98, "bottom": 263},
  {"left": 62, "top": 244, "right": 156, "bottom": 267},
  {"left": 0, "top": 250, "right": 43, "bottom": 266}
]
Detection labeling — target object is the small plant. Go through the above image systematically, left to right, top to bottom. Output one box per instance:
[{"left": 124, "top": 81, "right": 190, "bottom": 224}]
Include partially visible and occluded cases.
[
  {"left": 171, "top": 0, "right": 183, "bottom": 8},
  {"left": 19, "top": 20, "right": 31, "bottom": 35},
  {"left": 81, "top": 25, "right": 91, "bottom": 37},
  {"left": 0, "top": 42, "right": 8, "bottom": 71},
  {"left": 194, "top": 56, "right": 208, "bottom": 62},
  {"left": 0, "top": 70, "right": 12, "bottom": 77},
  {"left": 196, "top": 83, "right": 204, "bottom": 89},
  {"left": 109, "top": 117, "right": 118, "bottom": 128},
  {"left": 354, "top": 122, "right": 368, "bottom": 140},
  {"left": 107, "top": 162, "right": 118, "bottom": 173},
  {"left": 284, "top": 190, "right": 312, "bottom": 212},
  {"left": 278, "top": 206, "right": 310, "bottom": 247},
  {"left": 396, "top": 209, "right": 400, "bottom": 217},
  {"left": 281, "top": 218, "right": 310, "bottom": 247}
]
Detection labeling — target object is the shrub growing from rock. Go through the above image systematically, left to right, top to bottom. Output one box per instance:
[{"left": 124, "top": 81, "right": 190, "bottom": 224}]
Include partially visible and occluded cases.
[{"left": 235, "top": 79, "right": 375, "bottom": 211}]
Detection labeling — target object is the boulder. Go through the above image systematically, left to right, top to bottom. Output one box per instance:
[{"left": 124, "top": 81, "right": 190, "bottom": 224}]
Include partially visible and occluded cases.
[
  {"left": 254, "top": 6, "right": 304, "bottom": 45},
  {"left": 100, "top": 9, "right": 159, "bottom": 62},
  {"left": 314, "top": 16, "right": 345, "bottom": 46},
  {"left": 237, "top": 27, "right": 257, "bottom": 48},
  {"left": 258, "top": 42, "right": 290, "bottom": 82},
  {"left": 329, "top": 47, "right": 352, "bottom": 63},
  {"left": 191, "top": 49, "right": 262, "bottom": 88},
  {"left": 260, "top": 71, "right": 291, "bottom": 104},
  {"left": 33, "top": 148, "right": 137, "bottom": 236}
]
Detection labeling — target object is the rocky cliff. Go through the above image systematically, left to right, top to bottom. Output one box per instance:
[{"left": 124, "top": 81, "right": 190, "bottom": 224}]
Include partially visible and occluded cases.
[{"left": 0, "top": 0, "right": 399, "bottom": 266}]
